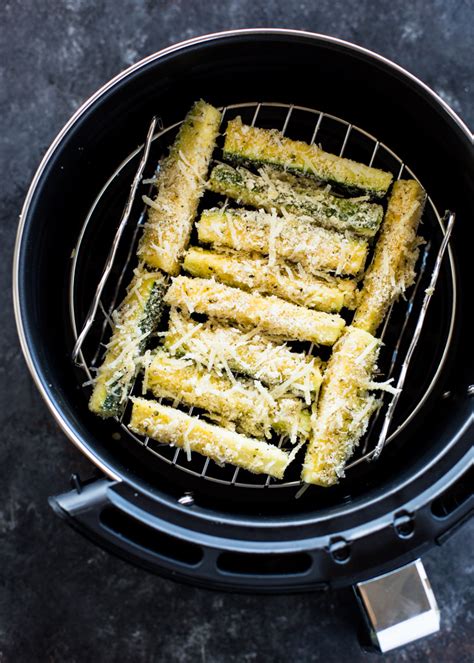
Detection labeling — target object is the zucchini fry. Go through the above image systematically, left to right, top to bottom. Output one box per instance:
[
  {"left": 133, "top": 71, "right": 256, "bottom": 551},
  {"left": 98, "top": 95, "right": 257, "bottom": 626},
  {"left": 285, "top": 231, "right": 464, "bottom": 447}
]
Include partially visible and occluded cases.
[
  {"left": 138, "top": 100, "right": 221, "bottom": 275},
  {"left": 223, "top": 117, "right": 393, "bottom": 198},
  {"left": 208, "top": 163, "right": 384, "bottom": 237},
  {"left": 353, "top": 180, "right": 427, "bottom": 334},
  {"left": 197, "top": 208, "right": 368, "bottom": 277},
  {"left": 183, "top": 246, "right": 358, "bottom": 312},
  {"left": 89, "top": 267, "right": 167, "bottom": 418},
  {"left": 164, "top": 276, "right": 346, "bottom": 345},
  {"left": 164, "top": 308, "right": 323, "bottom": 402},
  {"left": 301, "top": 327, "right": 380, "bottom": 487},
  {"left": 144, "top": 350, "right": 311, "bottom": 441},
  {"left": 130, "top": 398, "right": 291, "bottom": 478}
]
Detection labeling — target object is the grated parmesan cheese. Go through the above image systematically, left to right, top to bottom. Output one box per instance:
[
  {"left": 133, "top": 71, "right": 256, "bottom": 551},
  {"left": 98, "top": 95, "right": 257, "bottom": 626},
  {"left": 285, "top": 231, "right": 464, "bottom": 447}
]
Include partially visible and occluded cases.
[
  {"left": 138, "top": 100, "right": 221, "bottom": 275},
  {"left": 353, "top": 180, "right": 427, "bottom": 335},
  {"left": 197, "top": 207, "right": 368, "bottom": 277},
  {"left": 183, "top": 246, "right": 358, "bottom": 312},
  {"left": 89, "top": 265, "right": 168, "bottom": 418},
  {"left": 164, "top": 275, "right": 345, "bottom": 345},
  {"left": 164, "top": 309, "right": 323, "bottom": 401},
  {"left": 302, "top": 326, "right": 381, "bottom": 486},
  {"left": 145, "top": 349, "right": 312, "bottom": 441},
  {"left": 130, "top": 397, "right": 291, "bottom": 478}
]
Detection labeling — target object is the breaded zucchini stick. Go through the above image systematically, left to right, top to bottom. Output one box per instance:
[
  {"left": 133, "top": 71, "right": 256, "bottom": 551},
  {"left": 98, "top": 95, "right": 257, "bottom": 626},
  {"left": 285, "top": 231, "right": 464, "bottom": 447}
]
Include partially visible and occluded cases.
[
  {"left": 138, "top": 100, "right": 221, "bottom": 274},
  {"left": 223, "top": 117, "right": 393, "bottom": 198},
  {"left": 208, "top": 163, "right": 384, "bottom": 237},
  {"left": 353, "top": 180, "right": 427, "bottom": 334},
  {"left": 197, "top": 208, "right": 368, "bottom": 277},
  {"left": 183, "top": 246, "right": 358, "bottom": 312},
  {"left": 89, "top": 266, "right": 167, "bottom": 418},
  {"left": 164, "top": 276, "right": 346, "bottom": 345},
  {"left": 164, "top": 308, "right": 323, "bottom": 402},
  {"left": 302, "top": 327, "right": 381, "bottom": 487},
  {"left": 144, "top": 350, "right": 311, "bottom": 441},
  {"left": 130, "top": 398, "right": 291, "bottom": 478}
]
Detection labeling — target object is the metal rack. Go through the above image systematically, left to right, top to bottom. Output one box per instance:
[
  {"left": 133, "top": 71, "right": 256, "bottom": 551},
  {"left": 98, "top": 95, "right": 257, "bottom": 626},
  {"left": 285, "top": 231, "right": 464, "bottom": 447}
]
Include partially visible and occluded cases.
[{"left": 70, "top": 102, "right": 456, "bottom": 491}]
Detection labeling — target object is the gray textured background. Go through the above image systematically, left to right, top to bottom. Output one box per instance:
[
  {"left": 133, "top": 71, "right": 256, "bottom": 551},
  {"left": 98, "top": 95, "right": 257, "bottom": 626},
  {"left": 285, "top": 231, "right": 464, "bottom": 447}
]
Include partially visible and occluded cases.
[{"left": 1, "top": 1, "right": 473, "bottom": 661}]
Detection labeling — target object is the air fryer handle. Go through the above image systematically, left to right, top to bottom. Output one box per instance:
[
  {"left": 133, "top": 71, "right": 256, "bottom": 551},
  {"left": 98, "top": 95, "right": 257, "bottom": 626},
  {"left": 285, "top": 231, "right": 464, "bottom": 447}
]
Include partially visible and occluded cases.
[
  {"left": 49, "top": 477, "right": 327, "bottom": 592},
  {"left": 51, "top": 477, "right": 266, "bottom": 590},
  {"left": 48, "top": 478, "right": 208, "bottom": 577},
  {"left": 49, "top": 478, "right": 136, "bottom": 557},
  {"left": 53, "top": 478, "right": 442, "bottom": 654},
  {"left": 354, "top": 560, "right": 440, "bottom": 652}
]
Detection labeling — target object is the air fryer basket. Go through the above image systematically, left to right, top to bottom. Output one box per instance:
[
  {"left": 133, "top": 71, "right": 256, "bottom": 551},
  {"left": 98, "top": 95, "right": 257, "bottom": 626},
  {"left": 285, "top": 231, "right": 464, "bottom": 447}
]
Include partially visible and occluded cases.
[
  {"left": 14, "top": 31, "right": 473, "bottom": 604},
  {"left": 71, "top": 100, "right": 454, "bottom": 492}
]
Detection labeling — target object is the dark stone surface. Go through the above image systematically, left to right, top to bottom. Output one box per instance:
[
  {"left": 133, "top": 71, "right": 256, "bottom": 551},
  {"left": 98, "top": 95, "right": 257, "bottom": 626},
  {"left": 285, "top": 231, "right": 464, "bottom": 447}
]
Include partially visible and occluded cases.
[{"left": 0, "top": 1, "right": 472, "bottom": 661}]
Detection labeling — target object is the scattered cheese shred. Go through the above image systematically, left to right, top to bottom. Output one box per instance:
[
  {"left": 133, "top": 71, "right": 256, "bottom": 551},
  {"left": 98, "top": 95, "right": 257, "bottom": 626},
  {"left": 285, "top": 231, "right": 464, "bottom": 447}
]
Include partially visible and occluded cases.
[
  {"left": 138, "top": 100, "right": 221, "bottom": 275},
  {"left": 223, "top": 116, "right": 393, "bottom": 197},
  {"left": 208, "top": 162, "right": 384, "bottom": 236},
  {"left": 353, "top": 180, "right": 426, "bottom": 334},
  {"left": 197, "top": 207, "right": 368, "bottom": 277},
  {"left": 183, "top": 245, "right": 358, "bottom": 312},
  {"left": 89, "top": 265, "right": 167, "bottom": 418},
  {"left": 164, "top": 275, "right": 346, "bottom": 345},
  {"left": 164, "top": 308, "right": 323, "bottom": 400},
  {"left": 302, "top": 326, "right": 381, "bottom": 487},
  {"left": 145, "top": 349, "right": 311, "bottom": 441},
  {"left": 130, "top": 398, "right": 291, "bottom": 478}
]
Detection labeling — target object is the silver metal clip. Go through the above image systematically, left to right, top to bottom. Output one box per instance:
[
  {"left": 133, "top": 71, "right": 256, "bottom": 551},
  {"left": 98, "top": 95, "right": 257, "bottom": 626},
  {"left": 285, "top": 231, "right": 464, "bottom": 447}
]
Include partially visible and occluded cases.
[{"left": 355, "top": 559, "right": 440, "bottom": 652}]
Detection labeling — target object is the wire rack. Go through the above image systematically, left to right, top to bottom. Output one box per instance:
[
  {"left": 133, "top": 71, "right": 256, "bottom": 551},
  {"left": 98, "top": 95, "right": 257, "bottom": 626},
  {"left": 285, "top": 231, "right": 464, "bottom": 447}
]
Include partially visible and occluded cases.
[{"left": 70, "top": 102, "right": 456, "bottom": 491}]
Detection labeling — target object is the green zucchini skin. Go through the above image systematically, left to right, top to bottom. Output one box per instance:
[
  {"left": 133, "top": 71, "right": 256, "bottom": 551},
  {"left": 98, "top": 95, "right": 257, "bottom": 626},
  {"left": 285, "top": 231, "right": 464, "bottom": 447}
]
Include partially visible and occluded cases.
[
  {"left": 223, "top": 117, "right": 393, "bottom": 199},
  {"left": 208, "top": 163, "right": 384, "bottom": 237},
  {"left": 196, "top": 208, "right": 369, "bottom": 277},
  {"left": 89, "top": 270, "right": 167, "bottom": 418},
  {"left": 97, "top": 279, "right": 166, "bottom": 416},
  {"left": 138, "top": 279, "right": 167, "bottom": 340}
]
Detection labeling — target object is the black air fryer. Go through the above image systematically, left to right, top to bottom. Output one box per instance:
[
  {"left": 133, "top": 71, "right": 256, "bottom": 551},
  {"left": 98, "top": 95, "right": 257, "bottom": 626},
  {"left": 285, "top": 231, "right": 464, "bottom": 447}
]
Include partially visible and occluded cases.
[{"left": 13, "top": 31, "right": 473, "bottom": 653}]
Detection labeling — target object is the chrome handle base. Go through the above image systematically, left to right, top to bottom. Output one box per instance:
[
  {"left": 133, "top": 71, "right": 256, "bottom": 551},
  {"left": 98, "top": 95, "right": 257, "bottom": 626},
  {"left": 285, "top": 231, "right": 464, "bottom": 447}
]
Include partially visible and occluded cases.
[{"left": 355, "top": 559, "right": 440, "bottom": 652}]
